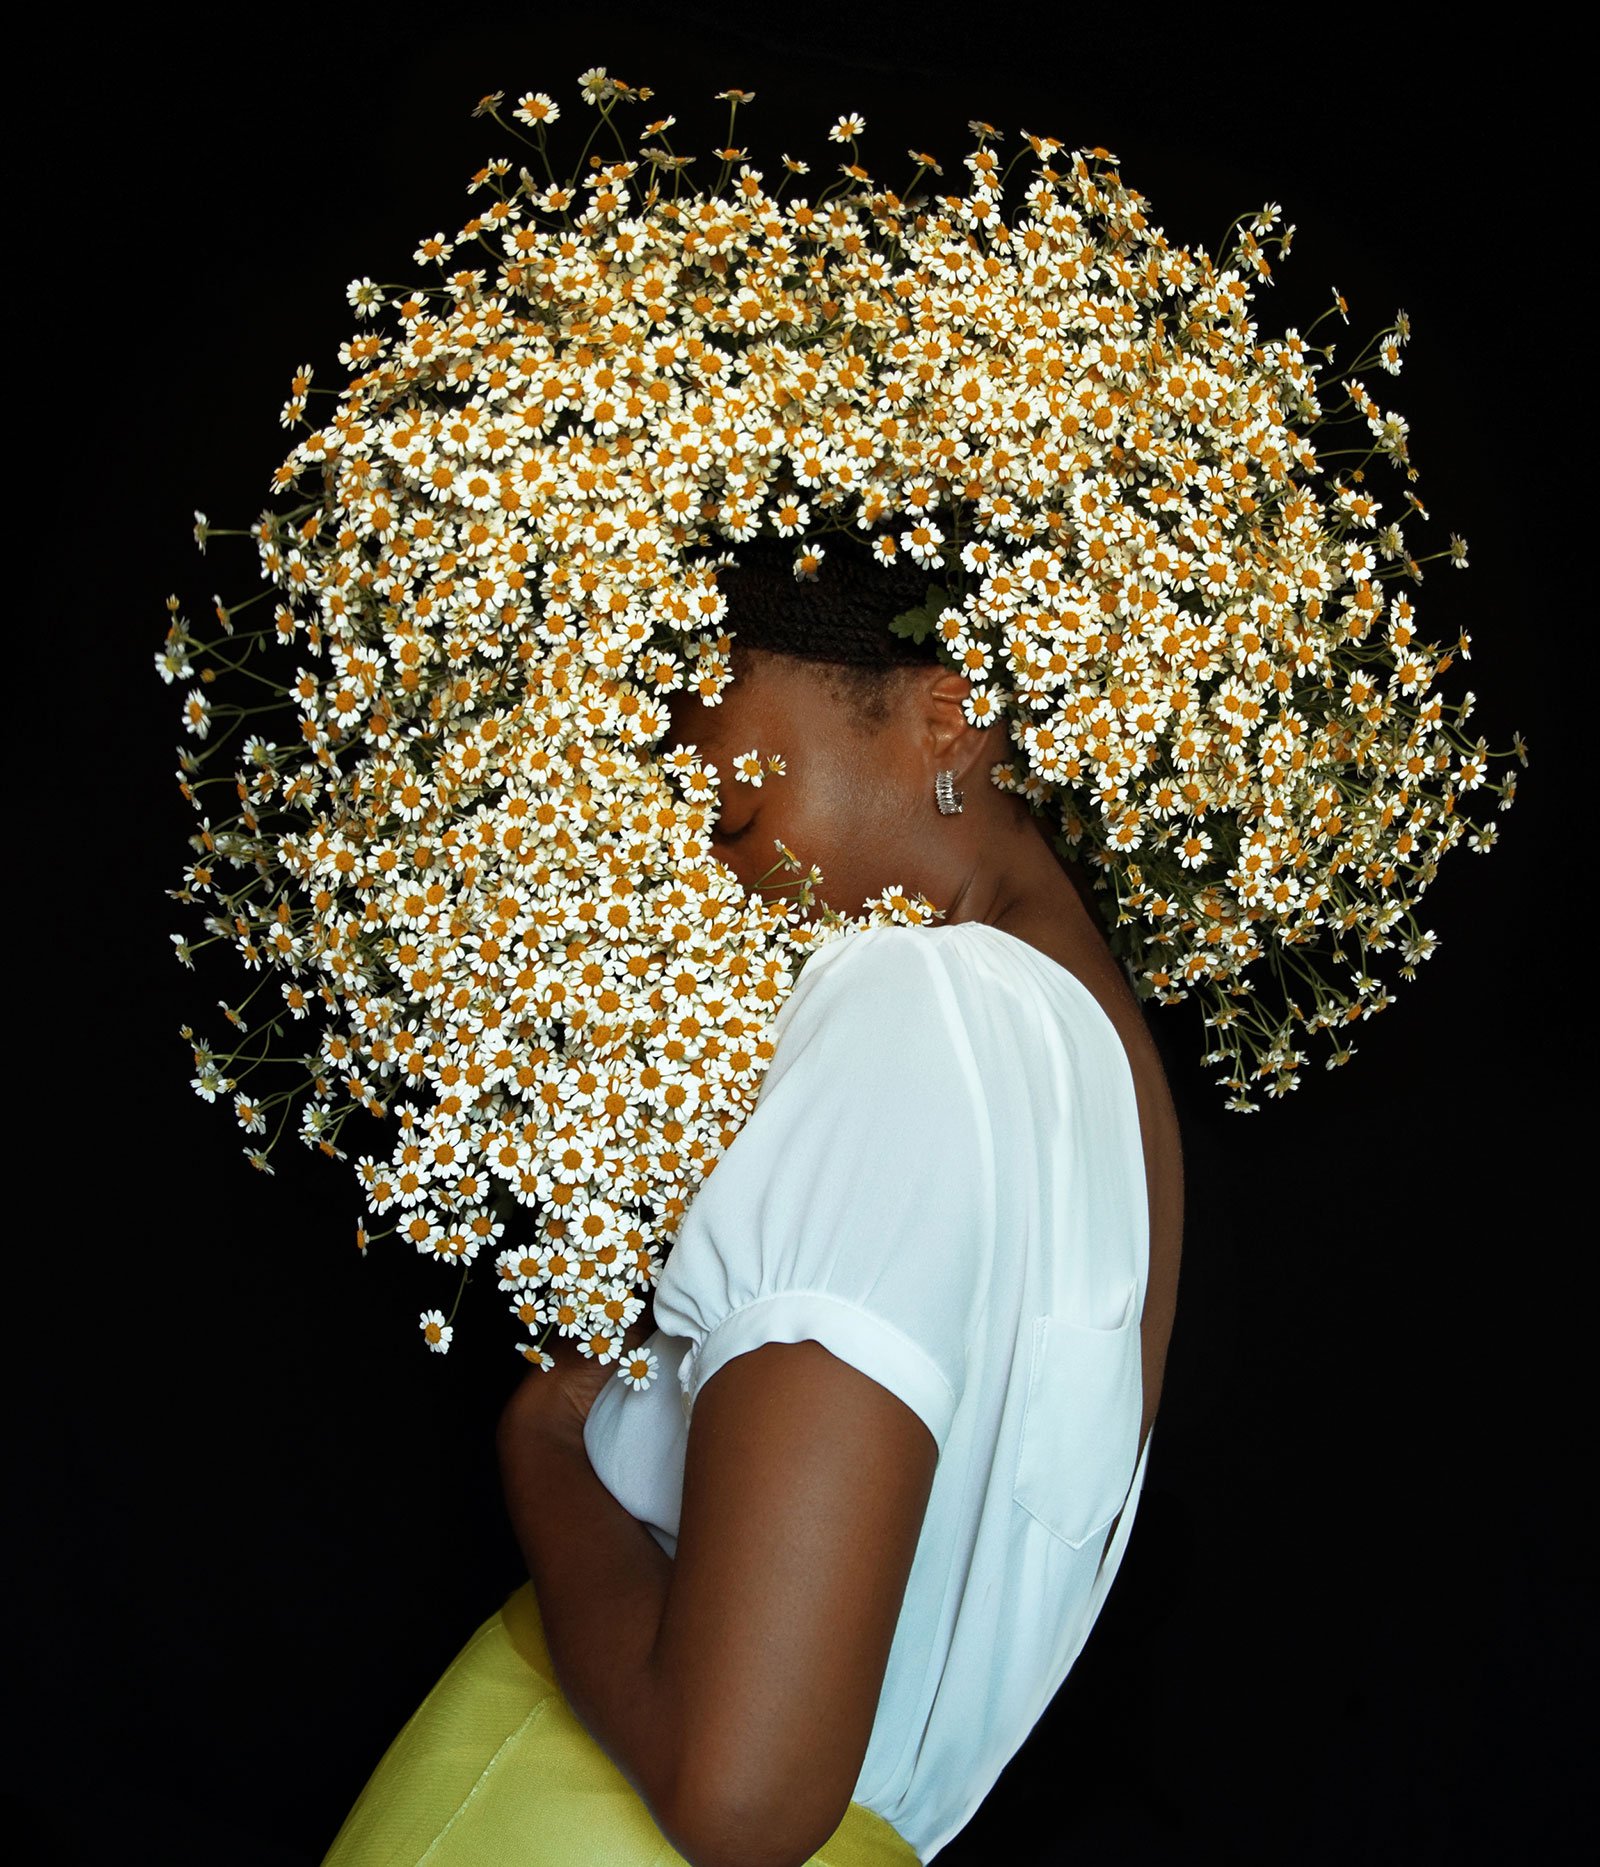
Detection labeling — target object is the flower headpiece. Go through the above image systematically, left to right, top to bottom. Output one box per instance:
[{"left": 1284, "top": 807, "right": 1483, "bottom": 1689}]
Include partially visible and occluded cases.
[{"left": 158, "top": 66, "right": 1523, "bottom": 1377}]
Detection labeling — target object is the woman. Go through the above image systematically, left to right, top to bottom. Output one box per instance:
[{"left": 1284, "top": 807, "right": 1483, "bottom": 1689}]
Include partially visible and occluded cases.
[{"left": 321, "top": 539, "right": 1184, "bottom": 1866}]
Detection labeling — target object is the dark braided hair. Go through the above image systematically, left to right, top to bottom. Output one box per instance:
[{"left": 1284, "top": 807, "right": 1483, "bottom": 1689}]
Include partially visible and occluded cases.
[{"left": 707, "top": 531, "right": 945, "bottom": 733}]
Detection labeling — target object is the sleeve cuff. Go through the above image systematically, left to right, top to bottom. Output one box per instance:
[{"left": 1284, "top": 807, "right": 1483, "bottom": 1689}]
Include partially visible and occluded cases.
[{"left": 686, "top": 1289, "right": 958, "bottom": 1454}]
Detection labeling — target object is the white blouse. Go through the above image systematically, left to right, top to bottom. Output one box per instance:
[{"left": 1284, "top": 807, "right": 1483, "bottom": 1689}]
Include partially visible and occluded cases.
[{"left": 582, "top": 919, "right": 1154, "bottom": 1862}]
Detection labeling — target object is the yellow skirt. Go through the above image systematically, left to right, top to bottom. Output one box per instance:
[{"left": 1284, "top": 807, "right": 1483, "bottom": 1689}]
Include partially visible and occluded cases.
[{"left": 320, "top": 1579, "right": 920, "bottom": 1867}]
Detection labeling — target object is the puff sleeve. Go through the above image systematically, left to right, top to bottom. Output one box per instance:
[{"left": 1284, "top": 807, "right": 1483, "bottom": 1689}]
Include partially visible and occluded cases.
[{"left": 651, "top": 925, "right": 996, "bottom": 1458}]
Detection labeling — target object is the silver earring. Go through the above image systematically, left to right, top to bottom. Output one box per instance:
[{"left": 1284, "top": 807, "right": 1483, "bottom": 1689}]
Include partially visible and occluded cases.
[{"left": 934, "top": 769, "right": 965, "bottom": 815}]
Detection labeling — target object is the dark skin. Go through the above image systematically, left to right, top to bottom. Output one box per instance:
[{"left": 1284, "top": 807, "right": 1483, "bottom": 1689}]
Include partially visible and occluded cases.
[{"left": 498, "top": 646, "right": 1183, "bottom": 1867}]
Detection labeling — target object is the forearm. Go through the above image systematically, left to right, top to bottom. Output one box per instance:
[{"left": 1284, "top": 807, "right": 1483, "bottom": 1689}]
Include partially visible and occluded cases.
[{"left": 496, "top": 1406, "right": 682, "bottom": 1826}]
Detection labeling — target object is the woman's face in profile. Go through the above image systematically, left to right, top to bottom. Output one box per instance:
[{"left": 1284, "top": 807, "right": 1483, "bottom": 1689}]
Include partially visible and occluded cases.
[{"left": 662, "top": 647, "right": 934, "bottom": 923}]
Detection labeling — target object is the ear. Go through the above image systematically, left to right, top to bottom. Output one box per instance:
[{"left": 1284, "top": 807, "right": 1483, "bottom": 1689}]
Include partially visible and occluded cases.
[{"left": 911, "top": 664, "right": 998, "bottom": 783}]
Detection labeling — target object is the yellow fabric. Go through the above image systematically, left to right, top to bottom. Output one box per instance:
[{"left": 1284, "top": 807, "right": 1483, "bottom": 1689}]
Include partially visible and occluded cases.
[{"left": 321, "top": 1579, "right": 921, "bottom": 1866}]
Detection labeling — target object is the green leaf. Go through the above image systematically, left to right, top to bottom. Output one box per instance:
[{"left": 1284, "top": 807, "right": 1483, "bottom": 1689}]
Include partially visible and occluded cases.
[{"left": 888, "top": 581, "right": 951, "bottom": 644}]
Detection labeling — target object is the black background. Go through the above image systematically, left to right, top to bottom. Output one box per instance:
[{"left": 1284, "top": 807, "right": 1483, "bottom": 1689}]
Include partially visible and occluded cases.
[{"left": 11, "top": 10, "right": 1586, "bottom": 1864}]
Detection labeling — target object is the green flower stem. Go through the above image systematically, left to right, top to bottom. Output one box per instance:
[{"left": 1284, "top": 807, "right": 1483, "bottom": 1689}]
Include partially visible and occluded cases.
[
  {"left": 190, "top": 645, "right": 297, "bottom": 690},
  {"left": 178, "top": 706, "right": 296, "bottom": 768},
  {"left": 263, "top": 1084, "right": 304, "bottom": 1156},
  {"left": 444, "top": 1263, "right": 473, "bottom": 1328}
]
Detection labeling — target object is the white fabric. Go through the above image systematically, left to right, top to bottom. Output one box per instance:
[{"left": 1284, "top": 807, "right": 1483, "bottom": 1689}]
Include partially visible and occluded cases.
[{"left": 582, "top": 920, "right": 1153, "bottom": 1861}]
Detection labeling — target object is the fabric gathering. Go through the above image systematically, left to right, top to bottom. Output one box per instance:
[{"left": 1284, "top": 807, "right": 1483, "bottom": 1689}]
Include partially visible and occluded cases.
[{"left": 322, "top": 920, "right": 1153, "bottom": 1865}]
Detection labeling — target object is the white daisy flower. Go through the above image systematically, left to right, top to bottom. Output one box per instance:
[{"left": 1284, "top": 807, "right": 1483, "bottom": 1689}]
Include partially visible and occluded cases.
[{"left": 619, "top": 1344, "right": 659, "bottom": 1392}]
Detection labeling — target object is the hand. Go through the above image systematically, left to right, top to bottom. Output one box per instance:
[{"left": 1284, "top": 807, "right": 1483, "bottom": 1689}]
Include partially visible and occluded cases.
[{"left": 498, "top": 1292, "right": 659, "bottom": 1454}]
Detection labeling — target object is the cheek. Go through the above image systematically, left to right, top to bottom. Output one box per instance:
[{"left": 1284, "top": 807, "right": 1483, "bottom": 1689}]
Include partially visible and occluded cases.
[
  {"left": 715, "top": 746, "right": 891, "bottom": 892},
  {"left": 778, "top": 782, "right": 898, "bottom": 900},
  {"left": 709, "top": 802, "right": 800, "bottom": 894}
]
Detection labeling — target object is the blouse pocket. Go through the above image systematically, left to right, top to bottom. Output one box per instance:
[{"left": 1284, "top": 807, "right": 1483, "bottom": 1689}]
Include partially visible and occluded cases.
[{"left": 1011, "top": 1288, "right": 1143, "bottom": 1549}]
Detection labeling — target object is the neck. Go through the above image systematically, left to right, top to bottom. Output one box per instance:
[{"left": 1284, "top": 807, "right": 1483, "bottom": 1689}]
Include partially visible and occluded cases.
[{"left": 938, "top": 793, "right": 1093, "bottom": 943}]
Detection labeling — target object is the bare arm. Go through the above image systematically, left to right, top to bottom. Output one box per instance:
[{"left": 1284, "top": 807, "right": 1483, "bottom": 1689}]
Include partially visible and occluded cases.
[
  {"left": 498, "top": 1337, "right": 936, "bottom": 1867},
  {"left": 495, "top": 1346, "right": 680, "bottom": 1827}
]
